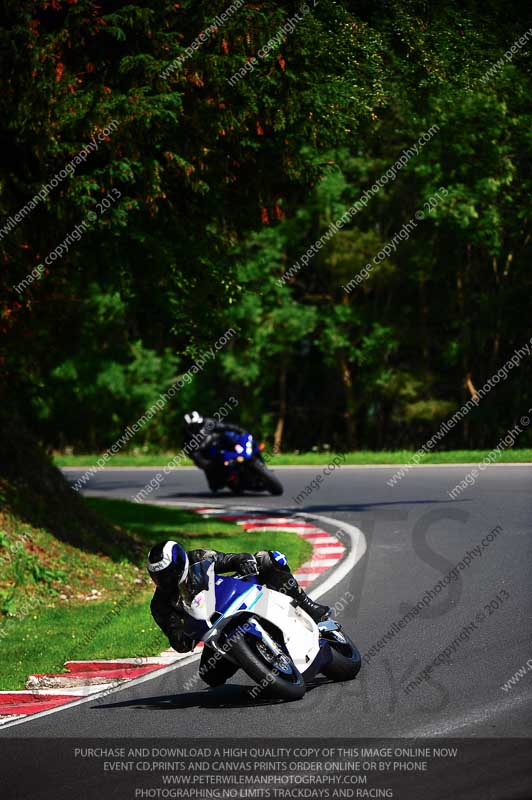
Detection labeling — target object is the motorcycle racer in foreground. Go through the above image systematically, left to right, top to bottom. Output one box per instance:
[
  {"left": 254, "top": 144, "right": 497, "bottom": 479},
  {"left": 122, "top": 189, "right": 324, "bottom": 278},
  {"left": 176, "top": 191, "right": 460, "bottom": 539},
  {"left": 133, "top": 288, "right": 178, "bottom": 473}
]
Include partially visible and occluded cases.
[{"left": 148, "top": 540, "right": 331, "bottom": 687}]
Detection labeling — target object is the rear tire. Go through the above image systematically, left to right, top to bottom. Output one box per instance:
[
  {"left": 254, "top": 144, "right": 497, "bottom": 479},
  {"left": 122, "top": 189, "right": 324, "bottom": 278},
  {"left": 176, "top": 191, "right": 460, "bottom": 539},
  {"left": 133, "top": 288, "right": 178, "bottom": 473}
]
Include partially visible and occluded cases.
[
  {"left": 249, "top": 460, "right": 284, "bottom": 496},
  {"left": 321, "top": 631, "right": 361, "bottom": 681},
  {"left": 229, "top": 633, "right": 305, "bottom": 701}
]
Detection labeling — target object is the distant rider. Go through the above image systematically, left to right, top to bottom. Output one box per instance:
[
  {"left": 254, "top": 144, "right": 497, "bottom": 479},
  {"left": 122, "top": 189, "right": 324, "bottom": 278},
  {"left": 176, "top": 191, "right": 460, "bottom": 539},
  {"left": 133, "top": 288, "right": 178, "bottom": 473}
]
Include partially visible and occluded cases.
[
  {"left": 183, "top": 410, "right": 246, "bottom": 491},
  {"left": 147, "top": 541, "right": 331, "bottom": 686}
]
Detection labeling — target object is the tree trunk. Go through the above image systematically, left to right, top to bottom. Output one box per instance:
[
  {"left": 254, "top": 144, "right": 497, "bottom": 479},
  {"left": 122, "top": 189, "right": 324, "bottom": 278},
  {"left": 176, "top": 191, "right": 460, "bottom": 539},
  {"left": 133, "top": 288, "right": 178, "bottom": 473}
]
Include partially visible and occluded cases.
[
  {"left": 339, "top": 352, "right": 356, "bottom": 448},
  {"left": 273, "top": 365, "right": 287, "bottom": 453},
  {"left": 465, "top": 373, "right": 478, "bottom": 400}
]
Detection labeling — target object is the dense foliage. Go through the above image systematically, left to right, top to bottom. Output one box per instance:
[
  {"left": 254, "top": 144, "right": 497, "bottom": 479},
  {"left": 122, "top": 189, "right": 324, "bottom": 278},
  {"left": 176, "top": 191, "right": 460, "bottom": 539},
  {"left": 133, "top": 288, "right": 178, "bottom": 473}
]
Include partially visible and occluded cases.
[{"left": 1, "top": 0, "right": 531, "bottom": 452}]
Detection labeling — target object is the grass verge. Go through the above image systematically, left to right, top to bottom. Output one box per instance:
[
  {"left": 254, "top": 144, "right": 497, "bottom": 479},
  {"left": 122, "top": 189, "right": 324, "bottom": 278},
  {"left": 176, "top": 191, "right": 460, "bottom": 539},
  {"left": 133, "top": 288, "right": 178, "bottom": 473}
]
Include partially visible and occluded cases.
[
  {"left": 55, "top": 449, "right": 532, "bottom": 467},
  {"left": 0, "top": 498, "right": 311, "bottom": 689},
  {"left": 84, "top": 499, "right": 312, "bottom": 564}
]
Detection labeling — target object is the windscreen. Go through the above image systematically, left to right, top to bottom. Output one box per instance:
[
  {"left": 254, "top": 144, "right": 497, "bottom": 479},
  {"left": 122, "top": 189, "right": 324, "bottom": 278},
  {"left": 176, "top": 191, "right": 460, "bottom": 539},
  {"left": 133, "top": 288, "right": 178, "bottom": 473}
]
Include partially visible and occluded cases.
[{"left": 179, "top": 558, "right": 213, "bottom": 604}]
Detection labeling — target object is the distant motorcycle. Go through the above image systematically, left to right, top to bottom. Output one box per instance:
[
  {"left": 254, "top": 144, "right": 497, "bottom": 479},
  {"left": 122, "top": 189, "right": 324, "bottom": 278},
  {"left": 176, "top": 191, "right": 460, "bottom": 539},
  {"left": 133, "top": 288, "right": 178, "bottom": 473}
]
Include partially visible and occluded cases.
[
  {"left": 206, "top": 430, "right": 283, "bottom": 496},
  {"left": 183, "top": 560, "right": 361, "bottom": 700}
]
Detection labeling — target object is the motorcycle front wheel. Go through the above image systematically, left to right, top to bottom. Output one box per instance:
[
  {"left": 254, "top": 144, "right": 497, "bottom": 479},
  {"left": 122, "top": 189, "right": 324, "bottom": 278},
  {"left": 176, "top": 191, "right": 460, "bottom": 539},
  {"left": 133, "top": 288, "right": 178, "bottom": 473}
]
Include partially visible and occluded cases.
[
  {"left": 248, "top": 460, "right": 284, "bottom": 496},
  {"left": 227, "top": 472, "right": 244, "bottom": 495},
  {"left": 229, "top": 632, "right": 305, "bottom": 701}
]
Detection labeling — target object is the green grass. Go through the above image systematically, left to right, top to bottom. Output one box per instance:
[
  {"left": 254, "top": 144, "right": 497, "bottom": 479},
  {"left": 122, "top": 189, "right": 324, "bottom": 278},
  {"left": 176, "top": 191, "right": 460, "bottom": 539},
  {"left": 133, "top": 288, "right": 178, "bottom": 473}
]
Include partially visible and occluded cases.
[
  {"left": 55, "top": 448, "right": 532, "bottom": 467},
  {"left": 270, "top": 449, "right": 532, "bottom": 465},
  {"left": 56, "top": 453, "right": 196, "bottom": 467},
  {"left": 0, "top": 498, "right": 311, "bottom": 689},
  {"left": 85, "top": 498, "right": 312, "bottom": 565},
  {"left": 0, "top": 501, "right": 144, "bottom": 620},
  {"left": 0, "top": 599, "right": 167, "bottom": 690}
]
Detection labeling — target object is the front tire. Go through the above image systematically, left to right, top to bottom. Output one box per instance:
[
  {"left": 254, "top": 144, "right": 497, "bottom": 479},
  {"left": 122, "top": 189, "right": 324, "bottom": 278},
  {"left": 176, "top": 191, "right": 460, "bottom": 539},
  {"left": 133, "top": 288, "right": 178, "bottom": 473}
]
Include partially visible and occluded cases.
[
  {"left": 249, "top": 460, "right": 284, "bottom": 496},
  {"left": 227, "top": 472, "right": 244, "bottom": 495},
  {"left": 321, "top": 630, "right": 361, "bottom": 681},
  {"left": 229, "top": 633, "right": 305, "bottom": 701}
]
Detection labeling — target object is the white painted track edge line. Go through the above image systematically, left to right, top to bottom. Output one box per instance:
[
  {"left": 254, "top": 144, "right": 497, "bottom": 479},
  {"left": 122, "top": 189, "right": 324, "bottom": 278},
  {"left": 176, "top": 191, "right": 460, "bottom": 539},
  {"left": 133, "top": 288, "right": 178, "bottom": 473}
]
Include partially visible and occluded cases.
[{"left": 295, "top": 513, "right": 367, "bottom": 601}]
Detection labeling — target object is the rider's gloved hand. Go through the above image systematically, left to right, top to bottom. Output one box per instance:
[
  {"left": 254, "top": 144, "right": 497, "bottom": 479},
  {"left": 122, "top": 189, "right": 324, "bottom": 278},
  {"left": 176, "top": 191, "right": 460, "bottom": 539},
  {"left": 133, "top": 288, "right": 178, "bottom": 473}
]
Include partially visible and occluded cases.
[{"left": 237, "top": 554, "right": 259, "bottom": 576}]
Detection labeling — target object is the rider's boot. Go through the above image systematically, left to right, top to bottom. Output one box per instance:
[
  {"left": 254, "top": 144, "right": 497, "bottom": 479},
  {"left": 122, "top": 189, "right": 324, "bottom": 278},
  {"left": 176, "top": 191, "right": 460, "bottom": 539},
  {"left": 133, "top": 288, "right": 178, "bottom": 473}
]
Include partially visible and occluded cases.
[
  {"left": 255, "top": 550, "right": 332, "bottom": 623},
  {"left": 293, "top": 588, "right": 331, "bottom": 623}
]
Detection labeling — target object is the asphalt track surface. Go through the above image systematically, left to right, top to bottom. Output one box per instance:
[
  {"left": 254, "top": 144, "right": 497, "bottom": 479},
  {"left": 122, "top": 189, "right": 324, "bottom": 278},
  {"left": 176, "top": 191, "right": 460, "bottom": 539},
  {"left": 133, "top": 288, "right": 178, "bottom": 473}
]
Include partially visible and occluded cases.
[{"left": 2, "top": 464, "right": 531, "bottom": 799}]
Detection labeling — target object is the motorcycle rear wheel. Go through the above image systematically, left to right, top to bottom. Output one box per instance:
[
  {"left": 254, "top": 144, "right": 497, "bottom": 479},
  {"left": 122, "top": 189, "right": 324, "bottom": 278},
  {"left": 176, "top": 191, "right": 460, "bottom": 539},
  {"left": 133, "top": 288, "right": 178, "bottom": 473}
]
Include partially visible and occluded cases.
[
  {"left": 321, "top": 630, "right": 361, "bottom": 681},
  {"left": 230, "top": 633, "right": 306, "bottom": 701}
]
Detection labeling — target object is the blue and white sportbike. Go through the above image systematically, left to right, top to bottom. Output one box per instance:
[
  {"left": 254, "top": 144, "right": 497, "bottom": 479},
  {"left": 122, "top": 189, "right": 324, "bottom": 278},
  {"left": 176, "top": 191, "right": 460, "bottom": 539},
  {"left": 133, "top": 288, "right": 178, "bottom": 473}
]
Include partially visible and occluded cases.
[
  {"left": 208, "top": 430, "right": 283, "bottom": 496},
  {"left": 182, "top": 560, "right": 361, "bottom": 701}
]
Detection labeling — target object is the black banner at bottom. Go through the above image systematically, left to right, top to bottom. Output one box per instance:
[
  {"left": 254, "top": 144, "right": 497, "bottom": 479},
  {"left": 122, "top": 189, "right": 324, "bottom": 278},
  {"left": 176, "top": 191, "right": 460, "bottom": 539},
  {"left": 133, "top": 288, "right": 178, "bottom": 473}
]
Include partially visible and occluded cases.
[{"left": 1, "top": 739, "right": 531, "bottom": 800}]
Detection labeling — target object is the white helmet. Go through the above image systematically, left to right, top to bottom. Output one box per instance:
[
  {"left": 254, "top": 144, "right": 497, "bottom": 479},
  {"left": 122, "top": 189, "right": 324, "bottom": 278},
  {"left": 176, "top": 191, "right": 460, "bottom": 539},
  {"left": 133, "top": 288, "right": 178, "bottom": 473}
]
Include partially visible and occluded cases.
[{"left": 184, "top": 411, "right": 204, "bottom": 426}]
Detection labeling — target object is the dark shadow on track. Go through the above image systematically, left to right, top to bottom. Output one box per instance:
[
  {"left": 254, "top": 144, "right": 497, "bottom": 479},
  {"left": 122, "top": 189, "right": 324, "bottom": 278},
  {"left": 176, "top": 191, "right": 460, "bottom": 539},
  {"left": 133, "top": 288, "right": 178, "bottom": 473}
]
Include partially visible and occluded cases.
[
  {"left": 66, "top": 480, "right": 162, "bottom": 492},
  {"left": 69, "top": 482, "right": 282, "bottom": 500},
  {"left": 161, "top": 491, "right": 279, "bottom": 499},
  {"left": 289, "top": 498, "right": 471, "bottom": 514},
  {"left": 95, "top": 678, "right": 331, "bottom": 711}
]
